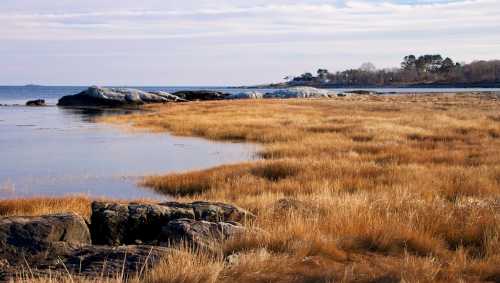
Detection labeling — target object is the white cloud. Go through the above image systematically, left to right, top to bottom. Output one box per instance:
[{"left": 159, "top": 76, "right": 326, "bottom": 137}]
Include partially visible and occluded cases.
[
  {"left": 0, "top": 0, "right": 498, "bottom": 85},
  {"left": 0, "top": 0, "right": 498, "bottom": 40}
]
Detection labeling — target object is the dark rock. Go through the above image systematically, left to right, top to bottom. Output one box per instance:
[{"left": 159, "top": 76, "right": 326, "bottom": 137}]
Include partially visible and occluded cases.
[
  {"left": 57, "top": 86, "right": 183, "bottom": 107},
  {"left": 172, "top": 90, "right": 229, "bottom": 101},
  {"left": 25, "top": 99, "right": 46, "bottom": 106},
  {"left": 0, "top": 200, "right": 257, "bottom": 281},
  {"left": 90, "top": 201, "right": 253, "bottom": 246},
  {"left": 189, "top": 201, "right": 254, "bottom": 223},
  {"left": 90, "top": 202, "right": 195, "bottom": 245},
  {"left": 90, "top": 202, "right": 130, "bottom": 245},
  {"left": 0, "top": 213, "right": 91, "bottom": 266},
  {"left": 159, "top": 218, "right": 245, "bottom": 250},
  {"left": 1, "top": 244, "right": 170, "bottom": 281},
  {"left": 53, "top": 244, "right": 169, "bottom": 279}
]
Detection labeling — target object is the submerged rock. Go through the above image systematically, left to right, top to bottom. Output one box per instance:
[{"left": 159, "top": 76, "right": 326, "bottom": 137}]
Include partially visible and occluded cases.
[
  {"left": 57, "top": 86, "right": 183, "bottom": 107},
  {"left": 265, "top": 87, "right": 336, "bottom": 99},
  {"left": 172, "top": 90, "right": 229, "bottom": 101},
  {"left": 25, "top": 99, "right": 46, "bottom": 106},
  {"left": 0, "top": 213, "right": 91, "bottom": 265}
]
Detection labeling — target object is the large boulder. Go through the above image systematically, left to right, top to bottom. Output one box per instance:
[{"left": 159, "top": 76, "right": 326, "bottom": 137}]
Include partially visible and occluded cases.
[
  {"left": 57, "top": 86, "right": 183, "bottom": 107},
  {"left": 265, "top": 87, "right": 336, "bottom": 99},
  {"left": 172, "top": 90, "right": 229, "bottom": 101},
  {"left": 227, "top": 91, "right": 264, "bottom": 99},
  {"left": 25, "top": 99, "right": 46, "bottom": 106},
  {"left": 90, "top": 201, "right": 254, "bottom": 246},
  {"left": 0, "top": 213, "right": 91, "bottom": 265},
  {"left": 159, "top": 218, "right": 245, "bottom": 250}
]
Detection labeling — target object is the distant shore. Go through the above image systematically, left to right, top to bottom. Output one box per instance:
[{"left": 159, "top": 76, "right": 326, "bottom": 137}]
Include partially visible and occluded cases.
[{"left": 240, "top": 81, "right": 500, "bottom": 89}]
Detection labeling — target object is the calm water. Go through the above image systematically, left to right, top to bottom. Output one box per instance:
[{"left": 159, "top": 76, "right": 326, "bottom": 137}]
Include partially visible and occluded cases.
[{"left": 0, "top": 86, "right": 261, "bottom": 200}]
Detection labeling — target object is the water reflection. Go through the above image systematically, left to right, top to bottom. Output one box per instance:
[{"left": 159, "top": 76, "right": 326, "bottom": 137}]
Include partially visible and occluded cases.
[{"left": 58, "top": 107, "right": 143, "bottom": 123}]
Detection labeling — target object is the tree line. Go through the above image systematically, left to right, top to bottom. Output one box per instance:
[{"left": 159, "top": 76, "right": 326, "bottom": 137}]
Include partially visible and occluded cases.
[{"left": 288, "top": 55, "right": 500, "bottom": 87}]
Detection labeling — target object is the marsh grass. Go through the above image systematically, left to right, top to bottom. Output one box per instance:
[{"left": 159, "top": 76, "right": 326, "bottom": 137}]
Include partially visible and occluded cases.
[
  {"left": 5, "top": 93, "right": 500, "bottom": 282},
  {"left": 99, "top": 93, "right": 500, "bottom": 282},
  {"left": 0, "top": 196, "right": 91, "bottom": 218}
]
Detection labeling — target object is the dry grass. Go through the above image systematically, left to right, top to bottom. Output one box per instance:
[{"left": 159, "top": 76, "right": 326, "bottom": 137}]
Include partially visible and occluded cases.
[
  {"left": 5, "top": 93, "right": 500, "bottom": 282},
  {"left": 101, "top": 93, "right": 500, "bottom": 282},
  {"left": 0, "top": 196, "right": 92, "bottom": 218}
]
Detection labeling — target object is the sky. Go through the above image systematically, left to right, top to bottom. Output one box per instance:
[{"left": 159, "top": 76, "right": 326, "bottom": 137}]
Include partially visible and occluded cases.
[{"left": 0, "top": 0, "right": 499, "bottom": 86}]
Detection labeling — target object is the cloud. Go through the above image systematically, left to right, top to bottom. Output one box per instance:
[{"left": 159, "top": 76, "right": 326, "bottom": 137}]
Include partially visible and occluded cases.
[
  {"left": 0, "top": 0, "right": 498, "bottom": 85},
  {"left": 0, "top": 0, "right": 498, "bottom": 40}
]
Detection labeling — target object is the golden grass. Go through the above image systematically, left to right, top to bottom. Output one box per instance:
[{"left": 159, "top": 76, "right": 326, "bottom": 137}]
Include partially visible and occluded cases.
[
  {"left": 4, "top": 93, "right": 500, "bottom": 282},
  {"left": 100, "top": 93, "right": 500, "bottom": 282},
  {"left": 0, "top": 196, "right": 91, "bottom": 218}
]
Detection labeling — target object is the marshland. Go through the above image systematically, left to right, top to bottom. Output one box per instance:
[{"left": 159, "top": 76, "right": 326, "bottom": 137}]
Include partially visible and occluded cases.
[{"left": 3, "top": 92, "right": 500, "bottom": 282}]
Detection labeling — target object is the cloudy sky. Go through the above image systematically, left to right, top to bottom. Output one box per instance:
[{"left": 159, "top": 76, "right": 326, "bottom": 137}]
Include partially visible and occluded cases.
[{"left": 0, "top": 0, "right": 498, "bottom": 86}]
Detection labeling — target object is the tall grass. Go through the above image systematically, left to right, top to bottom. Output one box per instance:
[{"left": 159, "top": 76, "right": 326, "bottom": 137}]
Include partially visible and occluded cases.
[
  {"left": 5, "top": 93, "right": 500, "bottom": 282},
  {"left": 103, "top": 94, "right": 500, "bottom": 282}
]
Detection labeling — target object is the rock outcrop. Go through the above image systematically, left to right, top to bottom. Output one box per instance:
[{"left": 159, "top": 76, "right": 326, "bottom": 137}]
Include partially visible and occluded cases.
[
  {"left": 57, "top": 86, "right": 184, "bottom": 107},
  {"left": 265, "top": 87, "right": 336, "bottom": 98},
  {"left": 172, "top": 90, "right": 229, "bottom": 101},
  {"left": 25, "top": 99, "right": 46, "bottom": 106},
  {"left": 0, "top": 200, "right": 255, "bottom": 281},
  {"left": 90, "top": 201, "right": 254, "bottom": 246},
  {"left": 0, "top": 213, "right": 91, "bottom": 265},
  {"left": 0, "top": 244, "right": 170, "bottom": 280}
]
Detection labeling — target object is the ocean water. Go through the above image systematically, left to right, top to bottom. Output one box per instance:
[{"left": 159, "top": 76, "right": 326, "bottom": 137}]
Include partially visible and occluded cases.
[{"left": 0, "top": 86, "right": 261, "bottom": 200}]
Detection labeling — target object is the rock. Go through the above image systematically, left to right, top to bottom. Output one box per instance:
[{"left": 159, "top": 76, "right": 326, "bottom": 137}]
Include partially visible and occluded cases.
[
  {"left": 57, "top": 86, "right": 183, "bottom": 107},
  {"left": 264, "top": 87, "right": 336, "bottom": 99},
  {"left": 172, "top": 90, "right": 229, "bottom": 101},
  {"left": 149, "top": 91, "right": 188, "bottom": 102},
  {"left": 227, "top": 91, "right": 264, "bottom": 99},
  {"left": 26, "top": 99, "right": 46, "bottom": 106},
  {"left": 0, "top": 200, "right": 257, "bottom": 280},
  {"left": 90, "top": 201, "right": 253, "bottom": 246},
  {"left": 188, "top": 201, "right": 254, "bottom": 223},
  {"left": 0, "top": 213, "right": 91, "bottom": 265},
  {"left": 159, "top": 218, "right": 245, "bottom": 250},
  {"left": 0, "top": 244, "right": 170, "bottom": 280},
  {"left": 52, "top": 244, "right": 169, "bottom": 279}
]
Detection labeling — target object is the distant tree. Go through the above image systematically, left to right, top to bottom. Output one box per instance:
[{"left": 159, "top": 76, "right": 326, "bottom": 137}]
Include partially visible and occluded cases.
[
  {"left": 415, "top": 54, "right": 443, "bottom": 73},
  {"left": 288, "top": 55, "right": 499, "bottom": 86},
  {"left": 401, "top": 55, "right": 417, "bottom": 70},
  {"left": 440, "top": 57, "right": 455, "bottom": 73},
  {"left": 359, "top": 62, "right": 376, "bottom": 72},
  {"left": 317, "top": 69, "right": 329, "bottom": 82},
  {"left": 292, "top": 72, "right": 314, "bottom": 82}
]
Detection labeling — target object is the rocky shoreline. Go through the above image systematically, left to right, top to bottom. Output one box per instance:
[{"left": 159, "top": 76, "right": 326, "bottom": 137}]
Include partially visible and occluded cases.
[
  {"left": 55, "top": 86, "right": 360, "bottom": 107},
  {"left": 0, "top": 200, "right": 254, "bottom": 281}
]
